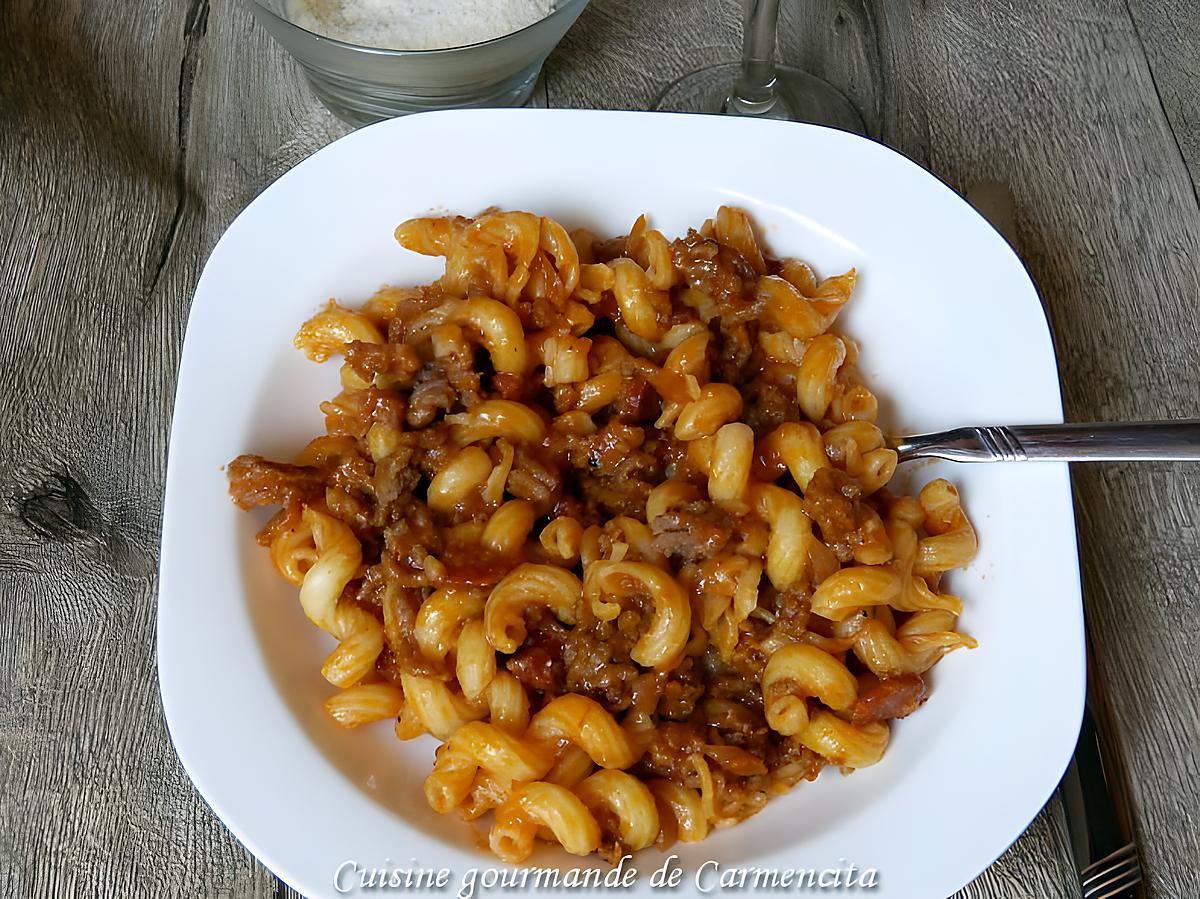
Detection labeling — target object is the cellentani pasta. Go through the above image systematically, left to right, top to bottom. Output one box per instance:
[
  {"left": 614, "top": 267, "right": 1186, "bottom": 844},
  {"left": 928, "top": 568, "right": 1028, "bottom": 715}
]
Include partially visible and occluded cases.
[{"left": 228, "top": 207, "right": 978, "bottom": 863}]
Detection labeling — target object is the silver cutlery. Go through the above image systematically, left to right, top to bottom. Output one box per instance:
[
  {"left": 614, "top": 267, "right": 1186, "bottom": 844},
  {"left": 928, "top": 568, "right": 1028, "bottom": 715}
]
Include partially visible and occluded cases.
[
  {"left": 894, "top": 418, "right": 1188, "bottom": 898},
  {"left": 889, "top": 420, "right": 1200, "bottom": 463},
  {"left": 1062, "top": 637, "right": 1144, "bottom": 899}
]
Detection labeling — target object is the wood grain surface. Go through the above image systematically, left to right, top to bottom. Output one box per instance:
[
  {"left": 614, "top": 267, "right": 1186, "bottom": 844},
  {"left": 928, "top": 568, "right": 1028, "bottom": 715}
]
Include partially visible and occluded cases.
[{"left": 1, "top": 0, "right": 1196, "bottom": 897}]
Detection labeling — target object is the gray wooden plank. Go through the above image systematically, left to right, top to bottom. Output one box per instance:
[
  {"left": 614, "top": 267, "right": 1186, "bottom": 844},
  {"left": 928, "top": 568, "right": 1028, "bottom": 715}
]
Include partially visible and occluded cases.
[
  {"left": 0, "top": 0, "right": 316, "bottom": 896},
  {"left": 1124, "top": 0, "right": 1200, "bottom": 201}
]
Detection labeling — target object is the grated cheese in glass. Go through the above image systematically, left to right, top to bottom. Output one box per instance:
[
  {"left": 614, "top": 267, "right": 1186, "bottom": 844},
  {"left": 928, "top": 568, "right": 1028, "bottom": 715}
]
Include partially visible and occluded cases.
[{"left": 285, "top": 0, "right": 556, "bottom": 51}]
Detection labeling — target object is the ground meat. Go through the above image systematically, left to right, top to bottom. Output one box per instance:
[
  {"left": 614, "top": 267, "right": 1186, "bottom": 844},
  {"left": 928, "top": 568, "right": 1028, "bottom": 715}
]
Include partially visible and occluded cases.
[
  {"left": 671, "top": 229, "right": 744, "bottom": 306},
  {"left": 590, "top": 235, "right": 628, "bottom": 263},
  {"left": 385, "top": 285, "right": 448, "bottom": 343},
  {"left": 713, "top": 321, "right": 754, "bottom": 385},
  {"left": 344, "top": 340, "right": 420, "bottom": 386},
  {"left": 344, "top": 340, "right": 393, "bottom": 379},
  {"left": 441, "top": 351, "right": 483, "bottom": 407},
  {"left": 407, "top": 364, "right": 457, "bottom": 427},
  {"left": 490, "top": 371, "right": 524, "bottom": 399},
  {"left": 614, "top": 372, "right": 659, "bottom": 422},
  {"left": 741, "top": 377, "right": 799, "bottom": 436},
  {"left": 358, "top": 386, "right": 406, "bottom": 431},
  {"left": 579, "top": 421, "right": 646, "bottom": 470},
  {"left": 573, "top": 422, "right": 661, "bottom": 517},
  {"left": 372, "top": 428, "right": 450, "bottom": 521},
  {"left": 506, "top": 446, "right": 563, "bottom": 515},
  {"left": 373, "top": 451, "right": 421, "bottom": 515},
  {"left": 327, "top": 452, "right": 374, "bottom": 497},
  {"left": 227, "top": 455, "right": 325, "bottom": 509},
  {"left": 801, "top": 467, "right": 864, "bottom": 561},
  {"left": 579, "top": 474, "right": 654, "bottom": 519},
  {"left": 324, "top": 488, "right": 371, "bottom": 532},
  {"left": 550, "top": 493, "right": 600, "bottom": 528},
  {"left": 650, "top": 500, "right": 735, "bottom": 562},
  {"left": 382, "top": 502, "right": 442, "bottom": 586},
  {"left": 763, "top": 584, "right": 811, "bottom": 637},
  {"left": 774, "top": 584, "right": 811, "bottom": 620},
  {"left": 506, "top": 615, "right": 569, "bottom": 694},
  {"left": 563, "top": 617, "right": 640, "bottom": 712},
  {"left": 712, "top": 617, "right": 772, "bottom": 688},
  {"left": 506, "top": 645, "right": 562, "bottom": 694},
  {"left": 374, "top": 647, "right": 406, "bottom": 686},
  {"left": 657, "top": 656, "right": 705, "bottom": 721},
  {"left": 705, "top": 672, "right": 764, "bottom": 711},
  {"left": 849, "top": 673, "right": 929, "bottom": 724},
  {"left": 702, "top": 697, "right": 767, "bottom": 742},
  {"left": 635, "top": 722, "right": 708, "bottom": 784},
  {"left": 765, "top": 733, "right": 826, "bottom": 784}
]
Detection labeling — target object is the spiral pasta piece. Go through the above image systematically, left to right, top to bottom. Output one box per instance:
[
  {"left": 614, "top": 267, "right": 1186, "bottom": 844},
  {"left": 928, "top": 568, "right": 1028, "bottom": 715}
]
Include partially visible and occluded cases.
[
  {"left": 527, "top": 695, "right": 644, "bottom": 769},
  {"left": 490, "top": 783, "right": 601, "bottom": 862}
]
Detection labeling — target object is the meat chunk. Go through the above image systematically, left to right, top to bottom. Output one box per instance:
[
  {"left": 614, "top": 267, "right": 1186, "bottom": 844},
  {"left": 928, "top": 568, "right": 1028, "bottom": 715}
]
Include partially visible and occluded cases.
[
  {"left": 670, "top": 229, "right": 744, "bottom": 306},
  {"left": 713, "top": 321, "right": 754, "bottom": 385},
  {"left": 407, "top": 364, "right": 456, "bottom": 427},
  {"left": 614, "top": 372, "right": 659, "bottom": 422},
  {"left": 741, "top": 377, "right": 798, "bottom": 436},
  {"left": 574, "top": 422, "right": 661, "bottom": 518},
  {"left": 506, "top": 446, "right": 563, "bottom": 516},
  {"left": 227, "top": 455, "right": 324, "bottom": 509},
  {"left": 801, "top": 467, "right": 864, "bottom": 561},
  {"left": 579, "top": 475, "right": 654, "bottom": 519},
  {"left": 382, "top": 502, "right": 442, "bottom": 587},
  {"left": 650, "top": 506, "right": 731, "bottom": 563},
  {"left": 505, "top": 616, "right": 568, "bottom": 694},
  {"left": 562, "top": 617, "right": 640, "bottom": 712},
  {"left": 656, "top": 656, "right": 705, "bottom": 721},
  {"left": 849, "top": 673, "right": 929, "bottom": 724},
  {"left": 703, "top": 697, "right": 767, "bottom": 741},
  {"left": 635, "top": 722, "right": 708, "bottom": 783}
]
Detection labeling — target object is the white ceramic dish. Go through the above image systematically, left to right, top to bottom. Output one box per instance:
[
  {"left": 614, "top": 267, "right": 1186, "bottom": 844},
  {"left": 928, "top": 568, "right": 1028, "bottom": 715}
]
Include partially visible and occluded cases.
[{"left": 158, "top": 109, "right": 1085, "bottom": 899}]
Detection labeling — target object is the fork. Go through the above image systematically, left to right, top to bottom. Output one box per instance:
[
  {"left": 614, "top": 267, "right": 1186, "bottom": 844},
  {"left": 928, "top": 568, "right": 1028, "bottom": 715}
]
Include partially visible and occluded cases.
[
  {"left": 892, "top": 418, "right": 1178, "bottom": 899},
  {"left": 888, "top": 420, "right": 1200, "bottom": 462},
  {"left": 1062, "top": 655, "right": 1144, "bottom": 899}
]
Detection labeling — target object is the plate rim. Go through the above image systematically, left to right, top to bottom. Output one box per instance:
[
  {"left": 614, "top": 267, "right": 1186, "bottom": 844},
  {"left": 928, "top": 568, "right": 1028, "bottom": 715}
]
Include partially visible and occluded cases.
[{"left": 157, "top": 107, "right": 1086, "bottom": 899}]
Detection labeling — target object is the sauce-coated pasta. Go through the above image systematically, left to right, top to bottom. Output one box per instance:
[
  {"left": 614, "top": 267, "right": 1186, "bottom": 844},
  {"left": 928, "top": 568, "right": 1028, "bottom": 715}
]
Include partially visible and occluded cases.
[{"left": 228, "top": 207, "right": 978, "bottom": 863}]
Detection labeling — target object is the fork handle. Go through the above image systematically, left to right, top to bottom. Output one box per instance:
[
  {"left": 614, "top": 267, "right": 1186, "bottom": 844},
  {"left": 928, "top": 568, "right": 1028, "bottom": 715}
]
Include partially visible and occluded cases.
[{"left": 891, "top": 421, "right": 1200, "bottom": 462}]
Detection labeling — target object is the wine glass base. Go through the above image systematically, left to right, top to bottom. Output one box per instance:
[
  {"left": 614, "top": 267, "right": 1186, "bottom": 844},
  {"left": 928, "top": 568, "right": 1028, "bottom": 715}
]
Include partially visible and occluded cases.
[{"left": 654, "top": 62, "right": 864, "bottom": 133}]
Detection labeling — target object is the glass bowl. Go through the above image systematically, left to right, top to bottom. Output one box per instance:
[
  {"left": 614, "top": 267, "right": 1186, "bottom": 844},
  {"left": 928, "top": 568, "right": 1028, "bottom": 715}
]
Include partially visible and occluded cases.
[{"left": 245, "top": 0, "right": 591, "bottom": 126}]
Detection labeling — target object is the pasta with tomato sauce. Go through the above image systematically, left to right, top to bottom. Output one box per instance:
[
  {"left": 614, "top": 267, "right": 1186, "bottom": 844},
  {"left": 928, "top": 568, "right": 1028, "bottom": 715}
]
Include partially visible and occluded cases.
[{"left": 227, "top": 206, "right": 978, "bottom": 863}]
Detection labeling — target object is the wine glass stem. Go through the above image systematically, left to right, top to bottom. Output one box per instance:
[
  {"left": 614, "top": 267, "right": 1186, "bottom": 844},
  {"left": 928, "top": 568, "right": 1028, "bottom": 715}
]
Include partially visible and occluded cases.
[{"left": 728, "top": 0, "right": 781, "bottom": 113}]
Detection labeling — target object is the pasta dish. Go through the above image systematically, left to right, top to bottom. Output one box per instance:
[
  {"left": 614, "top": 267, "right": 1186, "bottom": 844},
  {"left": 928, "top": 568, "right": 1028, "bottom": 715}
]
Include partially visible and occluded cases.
[{"left": 227, "top": 207, "right": 978, "bottom": 863}]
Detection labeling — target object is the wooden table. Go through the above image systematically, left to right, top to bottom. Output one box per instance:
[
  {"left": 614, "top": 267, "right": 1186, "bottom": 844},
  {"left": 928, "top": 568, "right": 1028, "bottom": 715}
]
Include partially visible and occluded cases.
[{"left": 2, "top": 0, "right": 1197, "bottom": 896}]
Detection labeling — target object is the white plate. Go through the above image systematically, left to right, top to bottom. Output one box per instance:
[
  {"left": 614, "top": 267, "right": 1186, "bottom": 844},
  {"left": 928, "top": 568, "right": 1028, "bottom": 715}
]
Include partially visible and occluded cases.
[{"left": 158, "top": 109, "right": 1085, "bottom": 899}]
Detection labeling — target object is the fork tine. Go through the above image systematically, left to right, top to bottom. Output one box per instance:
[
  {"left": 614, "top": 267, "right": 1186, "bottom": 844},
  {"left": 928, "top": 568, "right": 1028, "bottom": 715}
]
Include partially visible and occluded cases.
[
  {"left": 1081, "top": 842, "right": 1137, "bottom": 881},
  {"left": 1081, "top": 847, "right": 1142, "bottom": 899},
  {"left": 1082, "top": 855, "right": 1137, "bottom": 890},
  {"left": 1085, "top": 866, "right": 1142, "bottom": 899}
]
